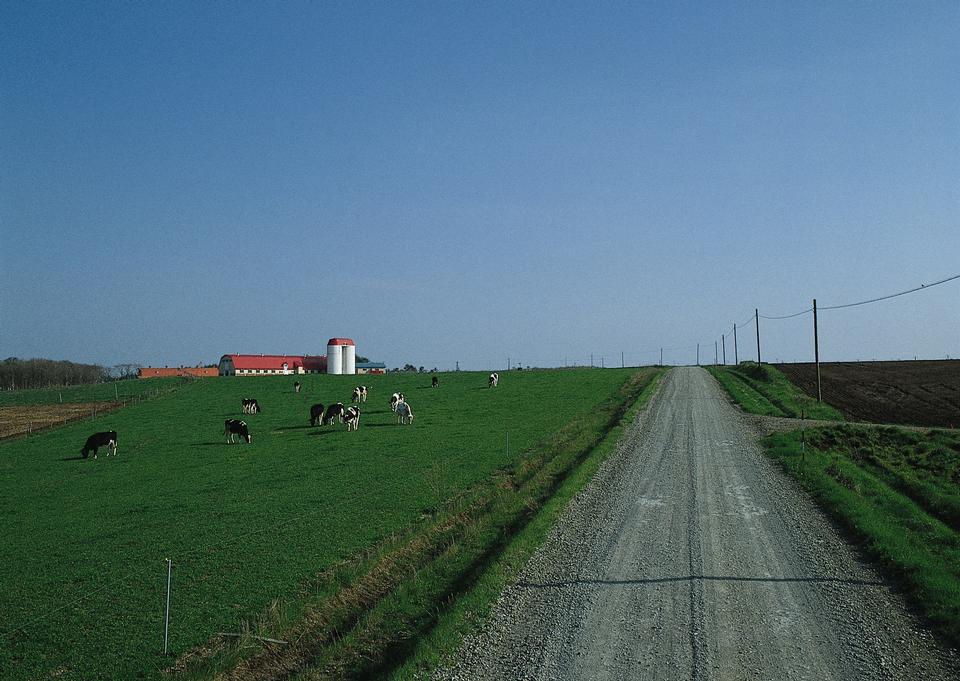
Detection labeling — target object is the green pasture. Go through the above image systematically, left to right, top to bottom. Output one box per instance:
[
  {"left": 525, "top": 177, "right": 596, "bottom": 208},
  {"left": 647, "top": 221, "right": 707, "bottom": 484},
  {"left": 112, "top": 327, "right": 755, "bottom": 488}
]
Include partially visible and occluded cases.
[
  {"left": 706, "top": 363, "right": 844, "bottom": 421},
  {"left": 0, "top": 369, "right": 637, "bottom": 680},
  {"left": 0, "top": 376, "right": 185, "bottom": 407}
]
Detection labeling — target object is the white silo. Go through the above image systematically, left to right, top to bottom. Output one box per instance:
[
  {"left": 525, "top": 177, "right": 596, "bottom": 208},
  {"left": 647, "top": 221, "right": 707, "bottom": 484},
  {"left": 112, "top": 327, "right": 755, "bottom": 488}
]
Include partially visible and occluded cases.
[
  {"left": 325, "top": 337, "right": 355, "bottom": 374},
  {"left": 326, "top": 340, "right": 343, "bottom": 375}
]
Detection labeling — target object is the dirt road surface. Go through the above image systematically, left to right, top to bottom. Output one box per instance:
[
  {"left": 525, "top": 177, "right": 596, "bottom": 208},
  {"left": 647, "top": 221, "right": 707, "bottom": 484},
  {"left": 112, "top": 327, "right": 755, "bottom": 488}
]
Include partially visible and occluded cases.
[{"left": 438, "top": 367, "right": 958, "bottom": 680}]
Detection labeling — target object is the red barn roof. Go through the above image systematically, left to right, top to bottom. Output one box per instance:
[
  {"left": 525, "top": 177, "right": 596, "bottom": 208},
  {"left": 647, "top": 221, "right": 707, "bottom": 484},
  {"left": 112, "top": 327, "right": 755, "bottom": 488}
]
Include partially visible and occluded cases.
[
  {"left": 327, "top": 337, "right": 355, "bottom": 346},
  {"left": 221, "top": 354, "right": 326, "bottom": 371}
]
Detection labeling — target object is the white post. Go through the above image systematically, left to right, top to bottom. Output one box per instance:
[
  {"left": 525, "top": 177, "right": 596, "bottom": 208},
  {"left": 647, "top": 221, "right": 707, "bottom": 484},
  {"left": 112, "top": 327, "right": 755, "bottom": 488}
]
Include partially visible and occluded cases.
[{"left": 163, "top": 558, "right": 172, "bottom": 654}]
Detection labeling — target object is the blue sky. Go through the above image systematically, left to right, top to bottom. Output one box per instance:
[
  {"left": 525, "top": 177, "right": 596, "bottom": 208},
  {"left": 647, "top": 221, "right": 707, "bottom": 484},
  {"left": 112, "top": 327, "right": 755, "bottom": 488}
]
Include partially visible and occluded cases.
[{"left": 2, "top": 2, "right": 957, "bottom": 370}]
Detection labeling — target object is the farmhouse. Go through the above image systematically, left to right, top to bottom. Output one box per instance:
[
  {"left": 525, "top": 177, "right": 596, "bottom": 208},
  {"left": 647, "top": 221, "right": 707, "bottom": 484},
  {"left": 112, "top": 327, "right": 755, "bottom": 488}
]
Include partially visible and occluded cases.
[
  {"left": 218, "top": 354, "right": 326, "bottom": 376},
  {"left": 356, "top": 362, "right": 387, "bottom": 375},
  {"left": 138, "top": 367, "right": 218, "bottom": 379}
]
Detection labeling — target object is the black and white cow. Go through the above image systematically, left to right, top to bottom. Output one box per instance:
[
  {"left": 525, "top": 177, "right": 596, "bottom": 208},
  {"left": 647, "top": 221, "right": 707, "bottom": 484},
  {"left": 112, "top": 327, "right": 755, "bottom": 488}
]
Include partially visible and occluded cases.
[
  {"left": 488, "top": 372, "right": 499, "bottom": 388},
  {"left": 431, "top": 376, "right": 439, "bottom": 388},
  {"left": 294, "top": 381, "right": 301, "bottom": 394},
  {"left": 358, "top": 385, "right": 367, "bottom": 402},
  {"left": 389, "top": 392, "right": 405, "bottom": 412},
  {"left": 242, "top": 398, "right": 261, "bottom": 414},
  {"left": 395, "top": 401, "right": 414, "bottom": 425},
  {"left": 324, "top": 402, "right": 345, "bottom": 425},
  {"left": 309, "top": 403, "right": 325, "bottom": 427},
  {"left": 344, "top": 405, "right": 361, "bottom": 431},
  {"left": 224, "top": 419, "right": 251, "bottom": 444},
  {"left": 81, "top": 431, "right": 117, "bottom": 459}
]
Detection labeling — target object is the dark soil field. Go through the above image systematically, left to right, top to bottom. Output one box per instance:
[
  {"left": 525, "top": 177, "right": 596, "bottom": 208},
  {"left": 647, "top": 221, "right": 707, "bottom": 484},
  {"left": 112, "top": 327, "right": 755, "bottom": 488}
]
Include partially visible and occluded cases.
[
  {"left": 776, "top": 360, "right": 960, "bottom": 428},
  {"left": 0, "top": 402, "right": 121, "bottom": 439}
]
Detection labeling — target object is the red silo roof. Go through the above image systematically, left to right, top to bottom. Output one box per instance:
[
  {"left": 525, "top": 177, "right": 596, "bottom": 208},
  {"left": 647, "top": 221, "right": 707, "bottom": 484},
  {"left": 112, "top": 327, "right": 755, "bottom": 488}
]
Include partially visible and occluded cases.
[{"left": 326, "top": 338, "right": 355, "bottom": 346}]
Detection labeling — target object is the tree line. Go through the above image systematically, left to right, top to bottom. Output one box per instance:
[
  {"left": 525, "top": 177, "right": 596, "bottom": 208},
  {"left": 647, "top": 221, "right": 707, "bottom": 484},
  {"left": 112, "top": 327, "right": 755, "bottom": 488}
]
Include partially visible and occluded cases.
[{"left": 0, "top": 357, "right": 139, "bottom": 390}]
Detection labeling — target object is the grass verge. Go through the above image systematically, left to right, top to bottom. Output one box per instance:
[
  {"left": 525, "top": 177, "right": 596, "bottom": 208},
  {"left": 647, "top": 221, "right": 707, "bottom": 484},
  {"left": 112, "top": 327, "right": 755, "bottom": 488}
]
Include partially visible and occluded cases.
[
  {"left": 707, "top": 363, "right": 843, "bottom": 420},
  {"left": 176, "top": 369, "right": 664, "bottom": 680},
  {"left": 764, "top": 425, "right": 960, "bottom": 647}
]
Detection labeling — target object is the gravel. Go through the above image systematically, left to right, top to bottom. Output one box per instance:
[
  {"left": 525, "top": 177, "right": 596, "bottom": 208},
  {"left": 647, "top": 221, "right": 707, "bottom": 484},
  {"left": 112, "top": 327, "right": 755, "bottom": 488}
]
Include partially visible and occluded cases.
[{"left": 435, "top": 367, "right": 959, "bottom": 680}]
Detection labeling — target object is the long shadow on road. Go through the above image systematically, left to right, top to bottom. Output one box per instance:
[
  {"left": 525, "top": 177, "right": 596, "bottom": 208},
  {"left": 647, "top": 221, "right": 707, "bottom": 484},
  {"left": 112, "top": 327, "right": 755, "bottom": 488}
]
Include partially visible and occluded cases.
[{"left": 517, "top": 575, "right": 885, "bottom": 589}]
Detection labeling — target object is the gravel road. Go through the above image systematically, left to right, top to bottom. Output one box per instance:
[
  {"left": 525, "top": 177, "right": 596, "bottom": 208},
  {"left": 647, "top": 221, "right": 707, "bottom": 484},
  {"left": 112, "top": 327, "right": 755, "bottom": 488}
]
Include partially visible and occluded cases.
[{"left": 437, "top": 367, "right": 959, "bottom": 680}]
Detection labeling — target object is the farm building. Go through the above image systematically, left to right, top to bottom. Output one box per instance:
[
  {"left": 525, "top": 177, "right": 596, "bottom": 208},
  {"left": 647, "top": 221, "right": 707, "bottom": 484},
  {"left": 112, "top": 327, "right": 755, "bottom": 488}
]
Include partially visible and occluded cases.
[
  {"left": 218, "top": 354, "right": 326, "bottom": 376},
  {"left": 356, "top": 362, "right": 386, "bottom": 375},
  {"left": 138, "top": 367, "right": 219, "bottom": 379}
]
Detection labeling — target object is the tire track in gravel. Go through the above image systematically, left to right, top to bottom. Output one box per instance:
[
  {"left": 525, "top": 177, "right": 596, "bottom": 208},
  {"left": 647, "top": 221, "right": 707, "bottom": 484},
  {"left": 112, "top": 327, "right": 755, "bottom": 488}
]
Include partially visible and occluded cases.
[{"left": 436, "top": 367, "right": 959, "bottom": 680}]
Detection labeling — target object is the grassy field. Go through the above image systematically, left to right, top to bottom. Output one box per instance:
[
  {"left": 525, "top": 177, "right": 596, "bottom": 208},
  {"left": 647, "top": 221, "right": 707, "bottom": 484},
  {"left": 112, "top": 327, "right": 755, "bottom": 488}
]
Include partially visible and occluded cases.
[
  {"left": 706, "top": 363, "right": 844, "bottom": 421},
  {"left": 0, "top": 368, "right": 647, "bottom": 680},
  {"left": 0, "top": 376, "right": 186, "bottom": 407},
  {"left": 0, "top": 378, "right": 193, "bottom": 439},
  {"left": 764, "top": 425, "right": 960, "bottom": 647}
]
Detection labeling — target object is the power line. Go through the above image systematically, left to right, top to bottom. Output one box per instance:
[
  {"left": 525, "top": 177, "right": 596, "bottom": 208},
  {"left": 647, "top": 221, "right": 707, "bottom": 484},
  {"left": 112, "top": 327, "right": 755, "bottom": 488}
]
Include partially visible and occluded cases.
[
  {"left": 820, "top": 273, "right": 960, "bottom": 310},
  {"left": 760, "top": 308, "right": 813, "bottom": 320}
]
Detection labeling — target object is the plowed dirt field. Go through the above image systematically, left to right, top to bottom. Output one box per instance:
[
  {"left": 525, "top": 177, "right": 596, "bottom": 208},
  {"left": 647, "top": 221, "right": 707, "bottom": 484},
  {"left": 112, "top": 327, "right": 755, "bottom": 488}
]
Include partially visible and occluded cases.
[
  {"left": 776, "top": 360, "right": 960, "bottom": 428},
  {"left": 0, "top": 402, "right": 120, "bottom": 439}
]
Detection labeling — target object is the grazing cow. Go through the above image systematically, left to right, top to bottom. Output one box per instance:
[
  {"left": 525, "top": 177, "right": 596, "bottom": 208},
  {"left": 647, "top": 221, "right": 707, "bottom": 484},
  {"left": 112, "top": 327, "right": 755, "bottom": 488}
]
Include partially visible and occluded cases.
[
  {"left": 488, "top": 372, "right": 499, "bottom": 388},
  {"left": 431, "top": 376, "right": 439, "bottom": 388},
  {"left": 294, "top": 381, "right": 301, "bottom": 394},
  {"left": 358, "top": 385, "right": 367, "bottom": 402},
  {"left": 351, "top": 387, "right": 362, "bottom": 404},
  {"left": 389, "top": 392, "right": 406, "bottom": 412},
  {"left": 242, "top": 398, "right": 261, "bottom": 414},
  {"left": 396, "top": 401, "right": 414, "bottom": 425},
  {"left": 324, "top": 402, "right": 345, "bottom": 425},
  {"left": 309, "top": 403, "right": 325, "bottom": 427},
  {"left": 344, "top": 405, "right": 361, "bottom": 431},
  {"left": 224, "top": 419, "right": 251, "bottom": 444},
  {"left": 81, "top": 431, "right": 117, "bottom": 459}
]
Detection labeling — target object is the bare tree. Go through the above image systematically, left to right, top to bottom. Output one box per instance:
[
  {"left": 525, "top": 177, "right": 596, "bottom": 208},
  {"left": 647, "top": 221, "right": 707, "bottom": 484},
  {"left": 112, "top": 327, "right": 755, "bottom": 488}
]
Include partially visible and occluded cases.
[{"left": 0, "top": 357, "right": 109, "bottom": 390}]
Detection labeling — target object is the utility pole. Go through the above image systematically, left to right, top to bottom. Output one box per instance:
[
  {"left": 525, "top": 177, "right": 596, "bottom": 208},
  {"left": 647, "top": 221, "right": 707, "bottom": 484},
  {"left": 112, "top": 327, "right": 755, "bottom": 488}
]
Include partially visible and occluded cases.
[
  {"left": 813, "top": 298, "right": 822, "bottom": 402},
  {"left": 755, "top": 308, "right": 761, "bottom": 366},
  {"left": 733, "top": 324, "right": 738, "bottom": 365},
  {"left": 722, "top": 334, "right": 726, "bottom": 365},
  {"left": 714, "top": 340, "right": 718, "bottom": 365},
  {"left": 696, "top": 343, "right": 700, "bottom": 366},
  {"left": 660, "top": 347, "right": 663, "bottom": 366},
  {"left": 621, "top": 351, "right": 624, "bottom": 368},
  {"left": 590, "top": 353, "right": 594, "bottom": 367},
  {"left": 508, "top": 357, "right": 511, "bottom": 371},
  {"left": 455, "top": 361, "right": 459, "bottom": 371}
]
